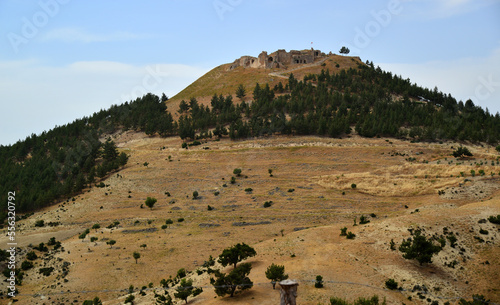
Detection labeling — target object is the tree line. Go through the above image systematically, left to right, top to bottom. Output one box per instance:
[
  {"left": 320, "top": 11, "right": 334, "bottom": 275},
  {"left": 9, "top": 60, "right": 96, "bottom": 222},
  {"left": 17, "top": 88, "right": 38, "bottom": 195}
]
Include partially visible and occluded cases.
[{"left": 2, "top": 62, "right": 499, "bottom": 221}]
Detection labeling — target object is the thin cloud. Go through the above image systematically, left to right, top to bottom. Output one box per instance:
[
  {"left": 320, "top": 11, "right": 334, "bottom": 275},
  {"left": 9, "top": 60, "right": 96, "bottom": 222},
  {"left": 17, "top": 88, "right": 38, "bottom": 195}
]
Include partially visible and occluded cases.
[{"left": 41, "top": 27, "right": 148, "bottom": 43}]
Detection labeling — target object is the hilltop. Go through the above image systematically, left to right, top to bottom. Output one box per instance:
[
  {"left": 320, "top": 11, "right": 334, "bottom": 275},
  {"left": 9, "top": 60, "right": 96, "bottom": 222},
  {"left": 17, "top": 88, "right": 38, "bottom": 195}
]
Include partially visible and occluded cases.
[
  {"left": 0, "top": 49, "right": 499, "bottom": 305},
  {"left": 169, "top": 49, "right": 363, "bottom": 114}
]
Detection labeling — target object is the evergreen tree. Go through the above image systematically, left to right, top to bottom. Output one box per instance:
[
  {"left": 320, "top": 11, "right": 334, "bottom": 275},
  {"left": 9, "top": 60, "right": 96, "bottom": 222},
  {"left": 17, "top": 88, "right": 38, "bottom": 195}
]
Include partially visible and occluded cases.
[
  {"left": 218, "top": 243, "right": 256, "bottom": 268},
  {"left": 210, "top": 263, "right": 253, "bottom": 297},
  {"left": 265, "top": 263, "right": 288, "bottom": 289}
]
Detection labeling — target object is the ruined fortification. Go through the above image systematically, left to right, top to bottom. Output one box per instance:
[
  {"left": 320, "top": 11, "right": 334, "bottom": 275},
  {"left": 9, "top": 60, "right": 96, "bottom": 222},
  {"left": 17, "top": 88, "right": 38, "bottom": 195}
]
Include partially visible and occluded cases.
[{"left": 229, "top": 48, "right": 328, "bottom": 70}]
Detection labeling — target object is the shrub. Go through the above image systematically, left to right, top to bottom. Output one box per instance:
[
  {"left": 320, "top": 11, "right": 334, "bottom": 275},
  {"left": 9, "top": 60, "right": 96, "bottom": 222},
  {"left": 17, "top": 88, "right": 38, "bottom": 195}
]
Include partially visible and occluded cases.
[
  {"left": 453, "top": 146, "right": 473, "bottom": 158},
  {"left": 233, "top": 168, "right": 242, "bottom": 176},
  {"left": 230, "top": 177, "right": 236, "bottom": 184},
  {"left": 351, "top": 183, "right": 357, "bottom": 189},
  {"left": 245, "top": 188, "right": 253, "bottom": 192},
  {"left": 288, "top": 188, "right": 295, "bottom": 192},
  {"left": 193, "top": 191, "right": 199, "bottom": 199},
  {"left": 145, "top": 197, "right": 157, "bottom": 209},
  {"left": 263, "top": 201, "right": 273, "bottom": 208},
  {"left": 359, "top": 215, "right": 370, "bottom": 224},
  {"left": 488, "top": 215, "right": 500, "bottom": 224},
  {"left": 177, "top": 218, "right": 184, "bottom": 223},
  {"left": 34, "top": 220, "right": 45, "bottom": 227},
  {"left": 340, "top": 227, "right": 347, "bottom": 236},
  {"left": 399, "top": 229, "right": 442, "bottom": 265},
  {"left": 479, "top": 229, "right": 488, "bottom": 235},
  {"left": 346, "top": 232, "right": 356, "bottom": 239},
  {"left": 447, "top": 234, "right": 457, "bottom": 248},
  {"left": 390, "top": 239, "right": 396, "bottom": 251},
  {"left": 26, "top": 251, "right": 37, "bottom": 260},
  {"left": 21, "top": 260, "right": 34, "bottom": 270},
  {"left": 39, "top": 267, "right": 54, "bottom": 276},
  {"left": 177, "top": 268, "right": 186, "bottom": 278},
  {"left": 315, "top": 275, "right": 324, "bottom": 288},
  {"left": 385, "top": 278, "right": 398, "bottom": 290},
  {"left": 124, "top": 294, "right": 135, "bottom": 304},
  {"left": 458, "top": 294, "right": 490, "bottom": 305}
]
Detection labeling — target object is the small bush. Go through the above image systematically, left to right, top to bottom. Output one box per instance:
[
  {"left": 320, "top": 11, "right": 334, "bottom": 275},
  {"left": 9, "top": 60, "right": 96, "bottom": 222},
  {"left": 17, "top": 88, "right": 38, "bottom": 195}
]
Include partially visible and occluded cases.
[
  {"left": 233, "top": 168, "right": 242, "bottom": 176},
  {"left": 351, "top": 183, "right": 357, "bottom": 189},
  {"left": 245, "top": 188, "right": 253, "bottom": 192},
  {"left": 288, "top": 188, "right": 295, "bottom": 193},
  {"left": 193, "top": 191, "right": 199, "bottom": 199},
  {"left": 263, "top": 201, "right": 273, "bottom": 208},
  {"left": 359, "top": 215, "right": 370, "bottom": 224},
  {"left": 488, "top": 215, "right": 500, "bottom": 224},
  {"left": 177, "top": 218, "right": 184, "bottom": 223},
  {"left": 34, "top": 220, "right": 45, "bottom": 227},
  {"left": 340, "top": 227, "right": 347, "bottom": 236},
  {"left": 479, "top": 229, "right": 488, "bottom": 235},
  {"left": 346, "top": 232, "right": 356, "bottom": 239},
  {"left": 390, "top": 239, "right": 396, "bottom": 251},
  {"left": 26, "top": 251, "right": 37, "bottom": 260},
  {"left": 21, "top": 260, "right": 34, "bottom": 270},
  {"left": 39, "top": 267, "right": 54, "bottom": 276},
  {"left": 177, "top": 268, "right": 187, "bottom": 278},
  {"left": 315, "top": 275, "right": 324, "bottom": 288},
  {"left": 385, "top": 278, "right": 398, "bottom": 290}
]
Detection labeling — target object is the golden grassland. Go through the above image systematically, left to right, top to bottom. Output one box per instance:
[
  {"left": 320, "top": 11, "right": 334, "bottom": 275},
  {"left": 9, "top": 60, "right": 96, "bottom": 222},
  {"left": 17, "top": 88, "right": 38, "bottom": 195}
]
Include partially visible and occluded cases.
[{"left": 2, "top": 133, "right": 499, "bottom": 305}]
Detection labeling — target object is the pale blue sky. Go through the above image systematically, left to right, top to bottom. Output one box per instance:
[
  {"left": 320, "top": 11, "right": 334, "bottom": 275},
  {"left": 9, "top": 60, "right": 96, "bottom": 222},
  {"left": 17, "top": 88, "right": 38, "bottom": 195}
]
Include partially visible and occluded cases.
[{"left": 1, "top": 0, "right": 499, "bottom": 145}]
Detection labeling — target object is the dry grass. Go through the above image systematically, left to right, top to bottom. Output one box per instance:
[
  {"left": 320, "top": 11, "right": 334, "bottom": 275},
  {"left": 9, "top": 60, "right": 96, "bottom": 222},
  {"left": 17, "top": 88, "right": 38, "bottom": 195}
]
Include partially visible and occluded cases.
[{"left": 2, "top": 134, "right": 499, "bottom": 305}]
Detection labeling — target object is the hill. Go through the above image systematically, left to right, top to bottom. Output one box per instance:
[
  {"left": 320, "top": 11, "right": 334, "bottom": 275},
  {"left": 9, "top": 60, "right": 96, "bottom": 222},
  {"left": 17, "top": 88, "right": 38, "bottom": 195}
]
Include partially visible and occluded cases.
[
  {"left": 0, "top": 49, "right": 499, "bottom": 304},
  {"left": 1, "top": 134, "right": 499, "bottom": 304}
]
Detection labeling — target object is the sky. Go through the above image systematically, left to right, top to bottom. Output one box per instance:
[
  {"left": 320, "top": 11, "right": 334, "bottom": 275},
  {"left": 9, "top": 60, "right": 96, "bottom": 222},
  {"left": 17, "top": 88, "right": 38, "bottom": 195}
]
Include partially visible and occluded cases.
[{"left": 1, "top": 0, "right": 499, "bottom": 146}]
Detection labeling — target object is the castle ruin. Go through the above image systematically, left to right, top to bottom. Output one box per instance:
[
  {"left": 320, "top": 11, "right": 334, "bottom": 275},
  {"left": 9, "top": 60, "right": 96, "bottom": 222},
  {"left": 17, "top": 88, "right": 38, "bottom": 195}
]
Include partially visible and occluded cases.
[{"left": 229, "top": 48, "right": 328, "bottom": 70}]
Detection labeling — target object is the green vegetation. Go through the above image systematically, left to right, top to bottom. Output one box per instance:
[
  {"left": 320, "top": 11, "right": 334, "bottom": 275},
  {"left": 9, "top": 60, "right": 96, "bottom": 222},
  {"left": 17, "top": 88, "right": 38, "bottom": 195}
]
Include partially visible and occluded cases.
[
  {"left": 3, "top": 62, "right": 500, "bottom": 223},
  {"left": 453, "top": 146, "right": 473, "bottom": 158},
  {"left": 233, "top": 168, "right": 242, "bottom": 176},
  {"left": 192, "top": 191, "right": 199, "bottom": 199},
  {"left": 145, "top": 197, "right": 157, "bottom": 210},
  {"left": 359, "top": 215, "right": 370, "bottom": 224},
  {"left": 488, "top": 215, "right": 500, "bottom": 224},
  {"left": 399, "top": 229, "right": 442, "bottom": 265},
  {"left": 346, "top": 232, "right": 356, "bottom": 239},
  {"left": 106, "top": 240, "right": 116, "bottom": 249},
  {"left": 218, "top": 243, "right": 256, "bottom": 268},
  {"left": 133, "top": 252, "right": 140, "bottom": 264},
  {"left": 210, "top": 262, "right": 253, "bottom": 297},
  {"left": 265, "top": 263, "right": 288, "bottom": 289},
  {"left": 315, "top": 275, "right": 324, "bottom": 288},
  {"left": 174, "top": 278, "right": 197, "bottom": 304},
  {"left": 385, "top": 278, "right": 398, "bottom": 290},
  {"left": 458, "top": 294, "right": 490, "bottom": 305}
]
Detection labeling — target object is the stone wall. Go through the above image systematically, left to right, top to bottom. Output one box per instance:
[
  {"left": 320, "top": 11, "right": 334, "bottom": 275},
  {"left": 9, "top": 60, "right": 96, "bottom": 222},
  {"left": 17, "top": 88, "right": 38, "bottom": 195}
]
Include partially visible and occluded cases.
[{"left": 229, "top": 48, "right": 327, "bottom": 70}]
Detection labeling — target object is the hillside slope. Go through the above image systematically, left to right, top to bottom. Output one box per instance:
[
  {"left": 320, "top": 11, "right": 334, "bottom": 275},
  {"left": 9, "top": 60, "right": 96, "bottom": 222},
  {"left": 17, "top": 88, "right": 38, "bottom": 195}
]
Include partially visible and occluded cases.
[{"left": 2, "top": 133, "right": 499, "bottom": 304}]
